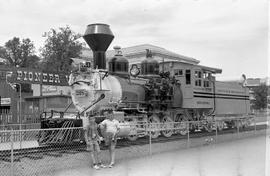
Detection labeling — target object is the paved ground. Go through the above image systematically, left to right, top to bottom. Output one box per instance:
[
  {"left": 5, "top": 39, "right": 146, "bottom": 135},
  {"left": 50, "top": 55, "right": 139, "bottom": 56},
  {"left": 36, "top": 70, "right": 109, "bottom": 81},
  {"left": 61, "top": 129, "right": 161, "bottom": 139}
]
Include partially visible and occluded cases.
[{"left": 54, "top": 132, "right": 269, "bottom": 176}]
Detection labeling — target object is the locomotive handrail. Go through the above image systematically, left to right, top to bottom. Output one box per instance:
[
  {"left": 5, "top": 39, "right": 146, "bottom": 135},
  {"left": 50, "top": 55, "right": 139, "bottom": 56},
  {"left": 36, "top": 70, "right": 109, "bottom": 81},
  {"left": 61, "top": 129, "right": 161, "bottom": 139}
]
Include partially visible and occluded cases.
[{"left": 78, "top": 93, "right": 105, "bottom": 116}]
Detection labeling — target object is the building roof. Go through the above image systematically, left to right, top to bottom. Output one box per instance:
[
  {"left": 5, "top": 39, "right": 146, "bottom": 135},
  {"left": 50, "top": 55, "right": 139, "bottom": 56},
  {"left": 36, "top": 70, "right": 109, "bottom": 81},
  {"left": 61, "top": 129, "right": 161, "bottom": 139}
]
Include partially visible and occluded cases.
[
  {"left": 80, "top": 44, "right": 200, "bottom": 65},
  {"left": 198, "top": 65, "right": 222, "bottom": 74}
]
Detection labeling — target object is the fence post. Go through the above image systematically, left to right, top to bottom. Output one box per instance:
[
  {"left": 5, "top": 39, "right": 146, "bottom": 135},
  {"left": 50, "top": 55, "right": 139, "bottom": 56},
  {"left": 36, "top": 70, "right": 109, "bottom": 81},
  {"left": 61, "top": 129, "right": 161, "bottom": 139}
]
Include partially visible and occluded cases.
[
  {"left": 254, "top": 118, "right": 256, "bottom": 135},
  {"left": 237, "top": 119, "right": 239, "bottom": 139},
  {"left": 215, "top": 120, "right": 218, "bottom": 144},
  {"left": 187, "top": 121, "right": 190, "bottom": 148},
  {"left": 149, "top": 122, "right": 152, "bottom": 156},
  {"left": 19, "top": 128, "right": 22, "bottom": 149},
  {"left": 10, "top": 130, "right": 14, "bottom": 176}
]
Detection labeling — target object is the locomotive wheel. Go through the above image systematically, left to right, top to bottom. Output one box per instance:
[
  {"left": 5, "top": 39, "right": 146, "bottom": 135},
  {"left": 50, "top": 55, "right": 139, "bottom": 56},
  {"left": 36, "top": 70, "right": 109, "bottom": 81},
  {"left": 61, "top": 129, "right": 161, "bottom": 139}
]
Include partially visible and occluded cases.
[
  {"left": 174, "top": 113, "right": 188, "bottom": 136},
  {"left": 148, "top": 114, "right": 160, "bottom": 139},
  {"left": 161, "top": 115, "right": 174, "bottom": 138},
  {"left": 127, "top": 118, "right": 138, "bottom": 141},
  {"left": 243, "top": 118, "right": 251, "bottom": 128},
  {"left": 232, "top": 120, "right": 242, "bottom": 129},
  {"left": 235, "top": 120, "right": 243, "bottom": 129},
  {"left": 217, "top": 121, "right": 225, "bottom": 131},
  {"left": 179, "top": 122, "right": 188, "bottom": 135},
  {"left": 204, "top": 122, "right": 214, "bottom": 132}
]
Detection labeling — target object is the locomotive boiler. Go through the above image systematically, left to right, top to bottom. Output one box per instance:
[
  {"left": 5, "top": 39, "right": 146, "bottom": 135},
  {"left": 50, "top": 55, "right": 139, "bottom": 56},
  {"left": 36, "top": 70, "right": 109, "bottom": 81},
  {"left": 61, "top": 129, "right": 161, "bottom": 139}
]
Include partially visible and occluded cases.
[{"left": 67, "top": 23, "right": 253, "bottom": 141}]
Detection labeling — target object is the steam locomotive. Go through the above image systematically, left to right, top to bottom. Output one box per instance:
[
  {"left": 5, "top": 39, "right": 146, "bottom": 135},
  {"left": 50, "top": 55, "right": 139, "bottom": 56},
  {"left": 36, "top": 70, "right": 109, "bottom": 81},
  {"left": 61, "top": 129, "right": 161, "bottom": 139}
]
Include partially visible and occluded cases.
[{"left": 64, "top": 23, "right": 252, "bottom": 141}]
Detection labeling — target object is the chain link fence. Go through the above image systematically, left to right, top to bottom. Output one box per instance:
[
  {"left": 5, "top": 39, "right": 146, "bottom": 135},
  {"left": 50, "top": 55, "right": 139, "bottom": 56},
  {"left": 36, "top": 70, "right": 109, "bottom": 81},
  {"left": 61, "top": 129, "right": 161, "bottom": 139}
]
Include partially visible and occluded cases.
[
  {"left": 0, "top": 117, "right": 266, "bottom": 176},
  {"left": 0, "top": 124, "right": 41, "bottom": 131}
]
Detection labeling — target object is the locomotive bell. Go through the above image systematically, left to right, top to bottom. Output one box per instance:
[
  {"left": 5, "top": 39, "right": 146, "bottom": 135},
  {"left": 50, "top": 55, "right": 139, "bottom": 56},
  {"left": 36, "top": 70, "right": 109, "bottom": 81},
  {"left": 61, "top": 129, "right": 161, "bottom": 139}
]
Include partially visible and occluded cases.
[{"left": 83, "top": 23, "right": 114, "bottom": 69}]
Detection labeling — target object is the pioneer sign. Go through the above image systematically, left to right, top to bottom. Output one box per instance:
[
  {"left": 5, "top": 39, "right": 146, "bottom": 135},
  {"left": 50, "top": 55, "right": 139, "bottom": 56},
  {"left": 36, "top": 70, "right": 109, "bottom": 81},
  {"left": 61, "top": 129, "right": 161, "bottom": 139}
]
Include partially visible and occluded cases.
[{"left": 0, "top": 66, "right": 69, "bottom": 86}]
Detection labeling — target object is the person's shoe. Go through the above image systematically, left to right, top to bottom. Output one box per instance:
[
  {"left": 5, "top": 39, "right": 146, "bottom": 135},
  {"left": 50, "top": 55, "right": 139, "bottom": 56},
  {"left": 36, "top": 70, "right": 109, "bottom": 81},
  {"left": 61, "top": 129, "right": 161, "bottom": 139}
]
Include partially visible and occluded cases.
[
  {"left": 98, "top": 163, "right": 106, "bottom": 168},
  {"left": 108, "top": 163, "right": 114, "bottom": 168},
  {"left": 93, "top": 164, "right": 100, "bottom": 170}
]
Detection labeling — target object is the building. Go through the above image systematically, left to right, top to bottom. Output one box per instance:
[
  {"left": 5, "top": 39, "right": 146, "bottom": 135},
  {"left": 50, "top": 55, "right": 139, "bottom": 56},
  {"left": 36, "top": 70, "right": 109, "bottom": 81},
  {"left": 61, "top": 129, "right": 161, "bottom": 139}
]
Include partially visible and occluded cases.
[
  {"left": 81, "top": 44, "right": 200, "bottom": 66},
  {"left": 0, "top": 66, "right": 74, "bottom": 125}
]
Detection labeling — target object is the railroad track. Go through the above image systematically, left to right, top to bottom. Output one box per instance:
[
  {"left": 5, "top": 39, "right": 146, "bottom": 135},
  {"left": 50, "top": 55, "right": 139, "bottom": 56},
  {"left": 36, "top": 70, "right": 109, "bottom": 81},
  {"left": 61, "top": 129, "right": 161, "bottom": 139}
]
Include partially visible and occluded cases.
[{"left": 0, "top": 124, "right": 267, "bottom": 162}]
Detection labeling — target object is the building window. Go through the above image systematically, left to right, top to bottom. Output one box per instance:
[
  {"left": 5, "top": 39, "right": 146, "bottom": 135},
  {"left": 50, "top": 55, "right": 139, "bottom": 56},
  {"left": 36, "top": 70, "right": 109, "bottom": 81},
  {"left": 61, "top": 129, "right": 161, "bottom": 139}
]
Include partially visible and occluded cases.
[
  {"left": 174, "top": 69, "right": 183, "bottom": 76},
  {"left": 185, "top": 69, "right": 191, "bottom": 85},
  {"left": 195, "top": 70, "right": 202, "bottom": 87},
  {"left": 195, "top": 71, "right": 202, "bottom": 79},
  {"left": 203, "top": 72, "right": 211, "bottom": 87},
  {"left": 195, "top": 80, "right": 202, "bottom": 86},
  {"left": 203, "top": 81, "right": 210, "bottom": 87}
]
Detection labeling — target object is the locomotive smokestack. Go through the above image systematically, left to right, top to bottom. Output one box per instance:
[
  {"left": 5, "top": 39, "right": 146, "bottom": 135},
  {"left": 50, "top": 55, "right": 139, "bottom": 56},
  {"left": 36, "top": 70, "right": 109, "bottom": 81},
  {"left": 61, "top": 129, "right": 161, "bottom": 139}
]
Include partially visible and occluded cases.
[{"left": 83, "top": 23, "right": 114, "bottom": 69}]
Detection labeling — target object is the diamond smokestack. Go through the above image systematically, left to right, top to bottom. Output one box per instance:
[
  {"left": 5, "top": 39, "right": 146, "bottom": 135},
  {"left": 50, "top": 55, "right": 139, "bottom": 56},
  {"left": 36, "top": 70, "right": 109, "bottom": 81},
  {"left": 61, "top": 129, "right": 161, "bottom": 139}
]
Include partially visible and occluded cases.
[{"left": 83, "top": 23, "right": 114, "bottom": 69}]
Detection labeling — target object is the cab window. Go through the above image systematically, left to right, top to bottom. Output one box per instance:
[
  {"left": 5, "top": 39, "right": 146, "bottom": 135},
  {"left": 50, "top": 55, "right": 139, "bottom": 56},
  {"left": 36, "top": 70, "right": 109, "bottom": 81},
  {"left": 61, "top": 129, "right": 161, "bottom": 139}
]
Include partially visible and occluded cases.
[
  {"left": 195, "top": 70, "right": 202, "bottom": 87},
  {"left": 203, "top": 72, "right": 211, "bottom": 87}
]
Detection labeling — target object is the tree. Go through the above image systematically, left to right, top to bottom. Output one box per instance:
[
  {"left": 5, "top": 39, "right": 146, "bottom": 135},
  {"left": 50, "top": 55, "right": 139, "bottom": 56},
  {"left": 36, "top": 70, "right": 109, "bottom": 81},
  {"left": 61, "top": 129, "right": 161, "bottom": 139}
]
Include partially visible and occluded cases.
[
  {"left": 40, "top": 26, "right": 82, "bottom": 74},
  {"left": 4, "top": 37, "right": 40, "bottom": 68},
  {"left": 0, "top": 46, "right": 8, "bottom": 65},
  {"left": 0, "top": 46, "right": 8, "bottom": 58},
  {"left": 252, "top": 83, "right": 268, "bottom": 110}
]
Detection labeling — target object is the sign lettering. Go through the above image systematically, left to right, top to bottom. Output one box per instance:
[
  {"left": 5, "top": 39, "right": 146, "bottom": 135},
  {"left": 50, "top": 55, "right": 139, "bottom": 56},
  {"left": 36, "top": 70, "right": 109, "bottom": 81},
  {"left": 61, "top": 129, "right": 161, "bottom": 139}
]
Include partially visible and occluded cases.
[{"left": 0, "top": 67, "right": 69, "bottom": 86}]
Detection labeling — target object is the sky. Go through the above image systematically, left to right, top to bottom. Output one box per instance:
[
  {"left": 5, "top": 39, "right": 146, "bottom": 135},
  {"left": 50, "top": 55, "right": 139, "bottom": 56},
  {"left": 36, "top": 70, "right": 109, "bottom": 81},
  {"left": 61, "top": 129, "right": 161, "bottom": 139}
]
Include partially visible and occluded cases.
[{"left": 0, "top": 0, "right": 268, "bottom": 80}]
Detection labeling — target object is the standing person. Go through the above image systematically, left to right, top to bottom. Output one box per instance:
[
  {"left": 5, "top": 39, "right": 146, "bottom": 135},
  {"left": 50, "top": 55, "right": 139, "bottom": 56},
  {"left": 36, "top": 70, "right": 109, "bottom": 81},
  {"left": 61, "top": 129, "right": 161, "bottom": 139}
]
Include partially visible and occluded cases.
[
  {"left": 99, "top": 111, "right": 120, "bottom": 168},
  {"left": 85, "top": 116, "right": 105, "bottom": 170}
]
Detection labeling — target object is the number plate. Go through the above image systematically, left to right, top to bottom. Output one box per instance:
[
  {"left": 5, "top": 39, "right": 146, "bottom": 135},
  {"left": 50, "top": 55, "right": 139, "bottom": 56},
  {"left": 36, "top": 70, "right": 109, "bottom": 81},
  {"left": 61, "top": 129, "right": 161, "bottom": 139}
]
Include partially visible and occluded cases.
[{"left": 75, "top": 89, "right": 88, "bottom": 97}]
